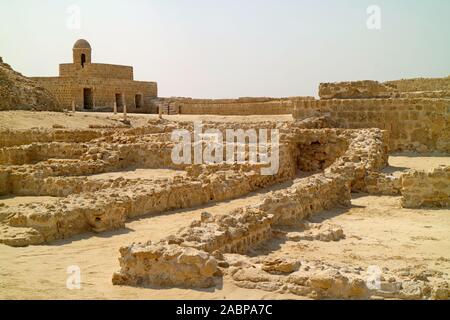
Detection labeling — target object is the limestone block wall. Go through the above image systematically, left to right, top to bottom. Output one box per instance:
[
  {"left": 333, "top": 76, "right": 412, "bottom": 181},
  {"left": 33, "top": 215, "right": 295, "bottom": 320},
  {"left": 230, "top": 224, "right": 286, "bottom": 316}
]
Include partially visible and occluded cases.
[
  {"left": 59, "top": 63, "right": 133, "bottom": 80},
  {"left": 31, "top": 77, "right": 157, "bottom": 112},
  {"left": 157, "top": 97, "right": 314, "bottom": 115},
  {"left": 293, "top": 98, "right": 449, "bottom": 152},
  {"left": 179, "top": 101, "right": 293, "bottom": 115},
  {"left": 0, "top": 128, "right": 111, "bottom": 148},
  {"left": 401, "top": 166, "right": 450, "bottom": 208}
]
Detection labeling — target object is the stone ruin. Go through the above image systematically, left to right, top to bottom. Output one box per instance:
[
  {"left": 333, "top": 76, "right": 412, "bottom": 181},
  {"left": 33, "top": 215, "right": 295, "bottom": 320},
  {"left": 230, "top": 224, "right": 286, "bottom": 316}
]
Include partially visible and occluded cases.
[{"left": 0, "top": 74, "right": 449, "bottom": 300}]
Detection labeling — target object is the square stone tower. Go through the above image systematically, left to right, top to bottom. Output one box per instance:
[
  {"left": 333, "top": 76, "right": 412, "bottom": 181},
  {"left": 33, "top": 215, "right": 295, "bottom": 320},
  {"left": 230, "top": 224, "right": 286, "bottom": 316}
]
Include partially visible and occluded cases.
[{"left": 72, "top": 39, "right": 92, "bottom": 69}]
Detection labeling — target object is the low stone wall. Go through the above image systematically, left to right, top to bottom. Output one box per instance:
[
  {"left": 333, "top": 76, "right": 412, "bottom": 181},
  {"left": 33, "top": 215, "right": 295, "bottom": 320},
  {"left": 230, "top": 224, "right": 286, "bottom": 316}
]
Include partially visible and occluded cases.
[
  {"left": 59, "top": 63, "right": 134, "bottom": 80},
  {"left": 31, "top": 76, "right": 157, "bottom": 113},
  {"left": 318, "top": 77, "right": 450, "bottom": 100},
  {"left": 156, "top": 97, "right": 314, "bottom": 115},
  {"left": 293, "top": 98, "right": 449, "bottom": 152},
  {"left": 0, "top": 119, "right": 384, "bottom": 247},
  {"left": 112, "top": 128, "right": 389, "bottom": 288},
  {"left": 401, "top": 166, "right": 450, "bottom": 208},
  {"left": 364, "top": 171, "right": 402, "bottom": 196},
  {"left": 112, "top": 244, "right": 219, "bottom": 288}
]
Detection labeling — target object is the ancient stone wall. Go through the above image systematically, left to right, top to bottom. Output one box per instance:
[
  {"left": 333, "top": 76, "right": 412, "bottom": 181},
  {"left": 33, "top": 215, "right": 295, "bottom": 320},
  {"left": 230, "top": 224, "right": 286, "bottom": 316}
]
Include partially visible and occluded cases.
[
  {"left": 59, "top": 63, "right": 134, "bottom": 80},
  {"left": 31, "top": 76, "right": 157, "bottom": 112},
  {"left": 319, "top": 81, "right": 397, "bottom": 100},
  {"left": 156, "top": 97, "right": 314, "bottom": 115},
  {"left": 293, "top": 98, "right": 449, "bottom": 152},
  {"left": 0, "top": 119, "right": 372, "bottom": 247},
  {"left": 401, "top": 166, "right": 450, "bottom": 208}
]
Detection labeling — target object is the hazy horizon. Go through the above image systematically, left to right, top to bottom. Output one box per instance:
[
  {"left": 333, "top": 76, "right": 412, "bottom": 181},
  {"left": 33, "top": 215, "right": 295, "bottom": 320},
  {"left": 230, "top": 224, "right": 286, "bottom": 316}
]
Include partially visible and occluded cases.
[{"left": 1, "top": 0, "right": 449, "bottom": 98}]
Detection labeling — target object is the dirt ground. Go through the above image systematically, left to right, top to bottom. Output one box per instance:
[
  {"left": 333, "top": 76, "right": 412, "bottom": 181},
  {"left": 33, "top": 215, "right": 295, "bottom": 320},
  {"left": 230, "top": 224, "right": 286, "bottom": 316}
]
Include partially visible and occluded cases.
[
  {"left": 0, "top": 111, "right": 292, "bottom": 130},
  {"left": 388, "top": 153, "right": 450, "bottom": 172},
  {"left": 257, "top": 195, "right": 450, "bottom": 276}
]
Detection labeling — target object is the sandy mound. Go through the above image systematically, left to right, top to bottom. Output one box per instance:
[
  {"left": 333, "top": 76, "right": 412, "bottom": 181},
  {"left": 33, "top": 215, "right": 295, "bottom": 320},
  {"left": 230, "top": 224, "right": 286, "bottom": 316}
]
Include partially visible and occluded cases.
[{"left": 0, "top": 57, "right": 59, "bottom": 111}]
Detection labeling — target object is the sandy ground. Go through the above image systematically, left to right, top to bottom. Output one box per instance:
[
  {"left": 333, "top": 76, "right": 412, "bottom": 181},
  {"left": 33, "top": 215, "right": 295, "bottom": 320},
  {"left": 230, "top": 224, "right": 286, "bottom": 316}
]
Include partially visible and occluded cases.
[
  {"left": 0, "top": 111, "right": 292, "bottom": 130},
  {"left": 388, "top": 153, "right": 450, "bottom": 172},
  {"left": 85, "top": 168, "right": 187, "bottom": 181},
  {"left": 259, "top": 195, "right": 450, "bottom": 275}
]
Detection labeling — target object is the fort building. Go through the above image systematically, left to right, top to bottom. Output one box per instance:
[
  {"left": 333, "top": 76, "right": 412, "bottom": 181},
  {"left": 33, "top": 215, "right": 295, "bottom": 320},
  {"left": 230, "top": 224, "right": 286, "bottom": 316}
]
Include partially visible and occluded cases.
[{"left": 31, "top": 39, "right": 158, "bottom": 113}]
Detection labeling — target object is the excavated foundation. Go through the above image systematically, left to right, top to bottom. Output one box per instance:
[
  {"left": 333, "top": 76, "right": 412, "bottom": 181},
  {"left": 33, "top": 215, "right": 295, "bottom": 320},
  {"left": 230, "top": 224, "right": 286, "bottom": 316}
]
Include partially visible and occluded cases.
[{"left": 1, "top": 116, "right": 448, "bottom": 300}]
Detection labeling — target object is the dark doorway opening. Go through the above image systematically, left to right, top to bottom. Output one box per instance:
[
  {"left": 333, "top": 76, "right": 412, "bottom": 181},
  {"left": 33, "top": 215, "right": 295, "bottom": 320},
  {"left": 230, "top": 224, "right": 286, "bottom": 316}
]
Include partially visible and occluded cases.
[
  {"left": 81, "top": 54, "right": 86, "bottom": 68},
  {"left": 83, "top": 88, "right": 93, "bottom": 109},
  {"left": 115, "top": 93, "right": 124, "bottom": 110},
  {"left": 135, "top": 94, "right": 143, "bottom": 109}
]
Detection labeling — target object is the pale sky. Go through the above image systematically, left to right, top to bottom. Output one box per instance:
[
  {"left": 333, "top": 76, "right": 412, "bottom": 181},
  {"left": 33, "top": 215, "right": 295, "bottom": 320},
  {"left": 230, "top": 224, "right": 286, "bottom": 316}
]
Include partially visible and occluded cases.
[{"left": 0, "top": 0, "right": 449, "bottom": 98}]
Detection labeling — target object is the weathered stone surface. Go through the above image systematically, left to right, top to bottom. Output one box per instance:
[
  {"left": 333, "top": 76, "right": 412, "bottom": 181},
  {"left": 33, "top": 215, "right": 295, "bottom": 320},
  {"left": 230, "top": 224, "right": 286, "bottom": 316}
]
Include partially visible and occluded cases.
[
  {"left": 0, "top": 59, "right": 60, "bottom": 111},
  {"left": 319, "top": 80, "right": 397, "bottom": 100},
  {"left": 293, "top": 98, "right": 450, "bottom": 153},
  {"left": 401, "top": 166, "right": 450, "bottom": 208},
  {"left": 112, "top": 243, "right": 218, "bottom": 288},
  {"left": 230, "top": 257, "right": 449, "bottom": 300}
]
